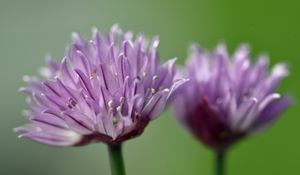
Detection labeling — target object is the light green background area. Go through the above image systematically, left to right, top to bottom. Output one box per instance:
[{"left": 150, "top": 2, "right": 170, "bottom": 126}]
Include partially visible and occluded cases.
[{"left": 0, "top": 0, "right": 299, "bottom": 174}]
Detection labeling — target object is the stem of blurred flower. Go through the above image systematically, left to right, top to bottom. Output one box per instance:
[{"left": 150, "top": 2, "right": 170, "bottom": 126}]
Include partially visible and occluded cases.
[
  {"left": 108, "top": 144, "right": 126, "bottom": 175},
  {"left": 215, "top": 150, "right": 226, "bottom": 175}
]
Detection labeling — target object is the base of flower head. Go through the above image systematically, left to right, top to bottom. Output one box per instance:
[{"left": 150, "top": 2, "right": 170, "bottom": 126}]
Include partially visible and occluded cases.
[
  {"left": 183, "top": 97, "right": 246, "bottom": 152},
  {"left": 75, "top": 117, "right": 150, "bottom": 146}
]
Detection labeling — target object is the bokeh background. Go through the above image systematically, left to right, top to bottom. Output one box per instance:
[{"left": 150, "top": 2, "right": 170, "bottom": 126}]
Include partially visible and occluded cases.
[{"left": 1, "top": 0, "right": 299, "bottom": 174}]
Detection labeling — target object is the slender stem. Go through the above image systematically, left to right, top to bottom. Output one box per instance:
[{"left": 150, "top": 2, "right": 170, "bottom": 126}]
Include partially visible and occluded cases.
[
  {"left": 108, "top": 144, "right": 126, "bottom": 175},
  {"left": 215, "top": 150, "right": 226, "bottom": 175}
]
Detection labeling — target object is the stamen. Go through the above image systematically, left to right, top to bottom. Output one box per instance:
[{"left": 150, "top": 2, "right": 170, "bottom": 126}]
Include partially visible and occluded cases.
[
  {"left": 109, "top": 64, "right": 118, "bottom": 77},
  {"left": 89, "top": 69, "right": 97, "bottom": 80},
  {"left": 55, "top": 71, "right": 62, "bottom": 78},
  {"left": 143, "top": 71, "right": 147, "bottom": 77},
  {"left": 152, "top": 75, "right": 158, "bottom": 80},
  {"left": 151, "top": 88, "right": 156, "bottom": 94},
  {"left": 259, "top": 93, "right": 280, "bottom": 111},
  {"left": 119, "top": 96, "right": 125, "bottom": 103},
  {"left": 67, "top": 98, "right": 77, "bottom": 109},
  {"left": 69, "top": 98, "right": 77, "bottom": 106},
  {"left": 108, "top": 100, "right": 113, "bottom": 108},
  {"left": 116, "top": 106, "right": 121, "bottom": 112},
  {"left": 108, "top": 107, "right": 114, "bottom": 113},
  {"left": 134, "top": 111, "right": 140, "bottom": 116},
  {"left": 112, "top": 116, "right": 118, "bottom": 125}
]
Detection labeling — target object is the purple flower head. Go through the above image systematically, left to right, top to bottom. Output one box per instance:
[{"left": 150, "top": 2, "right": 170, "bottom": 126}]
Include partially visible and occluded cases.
[
  {"left": 16, "top": 25, "right": 186, "bottom": 146},
  {"left": 173, "top": 44, "right": 290, "bottom": 152}
]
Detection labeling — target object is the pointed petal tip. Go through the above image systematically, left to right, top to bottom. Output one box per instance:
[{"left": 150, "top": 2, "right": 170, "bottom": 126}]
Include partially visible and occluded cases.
[
  {"left": 111, "top": 23, "right": 120, "bottom": 30},
  {"left": 91, "top": 27, "right": 99, "bottom": 34},
  {"left": 71, "top": 32, "right": 79, "bottom": 39},
  {"left": 71, "top": 32, "right": 85, "bottom": 45},
  {"left": 151, "top": 36, "right": 160, "bottom": 48},
  {"left": 122, "top": 40, "right": 134, "bottom": 48},
  {"left": 216, "top": 41, "right": 226, "bottom": 47},
  {"left": 189, "top": 43, "right": 202, "bottom": 52},
  {"left": 238, "top": 43, "right": 250, "bottom": 50},
  {"left": 118, "top": 52, "right": 125, "bottom": 58},
  {"left": 45, "top": 53, "right": 52, "bottom": 60},
  {"left": 257, "top": 54, "right": 269, "bottom": 65},
  {"left": 61, "top": 56, "right": 69, "bottom": 67},
  {"left": 163, "top": 57, "right": 178, "bottom": 68},
  {"left": 172, "top": 57, "right": 178, "bottom": 62},
  {"left": 272, "top": 63, "right": 289, "bottom": 77},
  {"left": 39, "top": 67, "right": 52, "bottom": 78},
  {"left": 22, "top": 75, "right": 30, "bottom": 82},
  {"left": 18, "top": 87, "right": 26, "bottom": 92},
  {"left": 259, "top": 93, "right": 282, "bottom": 111},
  {"left": 272, "top": 93, "right": 281, "bottom": 99},
  {"left": 21, "top": 110, "right": 29, "bottom": 116},
  {"left": 13, "top": 126, "right": 28, "bottom": 133},
  {"left": 13, "top": 127, "right": 19, "bottom": 133}
]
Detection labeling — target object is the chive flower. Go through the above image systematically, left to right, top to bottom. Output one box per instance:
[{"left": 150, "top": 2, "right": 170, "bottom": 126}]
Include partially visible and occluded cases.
[{"left": 172, "top": 44, "right": 290, "bottom": 175}]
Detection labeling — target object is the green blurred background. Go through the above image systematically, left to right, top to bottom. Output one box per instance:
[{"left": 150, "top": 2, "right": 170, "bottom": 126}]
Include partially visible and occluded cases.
[{"left": 0, "top": 0, "right": 299, "bottom": 174}]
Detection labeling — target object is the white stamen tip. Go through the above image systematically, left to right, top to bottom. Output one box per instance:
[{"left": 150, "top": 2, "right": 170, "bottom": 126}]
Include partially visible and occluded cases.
[
  {"left": 153, "top": 38, "right": 160, "bottom": 48},
  {"left": 55, "top": 71, "right": 62, "bottom": 78},
  {"left": 143, "top": 72, "right": 147, "bottom": 77},
  {"left": 152, "top": 75, "right": 158, "bottom": 80},
  {"left": 18, "top": 87, "right": 26, "bottom": 92},
  {"left": 151, "top": 88, "right": 156, "bottom": 94},
  {"left": 163, "top": 88, "right": 170, "bottom": 93},
  {"left": 258, "top": 93, "right": 281, "bottom": 111},
  {"left": 119, "top": 96, "right": 125, "bottom": 103},
  {"left": 251, "top": 97, "right": 258, "bottom": 103},
  {"left": 108, "top": 100, "right": 113, "bottom": 107},
  {"left": 116, "top": 106, "right": 121, "bottom": 112},
  {"left": 22, "top": 110, "right": 30, "bottom": 116},
  {"left": 112, "top": 117, "right": 118, "bottom": 124}
]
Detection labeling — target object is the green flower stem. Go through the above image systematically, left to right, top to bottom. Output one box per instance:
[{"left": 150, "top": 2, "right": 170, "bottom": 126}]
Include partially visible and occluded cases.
[
  {"left": 108, "top": 144, "right": 126, "bottom": 175},
  {"left": 215, "top": 150, "right": 226, "bottom": 175}
]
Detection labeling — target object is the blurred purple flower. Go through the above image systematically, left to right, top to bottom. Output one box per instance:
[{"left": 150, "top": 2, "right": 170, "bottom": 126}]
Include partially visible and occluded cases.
[
  {"left": 16, "top": 25, "right": 186, "bottom": 146},
  {"left": 173, "top": 44, "right": 290, "bottom": 152}
]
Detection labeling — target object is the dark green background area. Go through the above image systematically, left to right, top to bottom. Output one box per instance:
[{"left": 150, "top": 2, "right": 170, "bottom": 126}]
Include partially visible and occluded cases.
[{"left": 0, "top": 0, "right": 299, "bottom": 174}]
